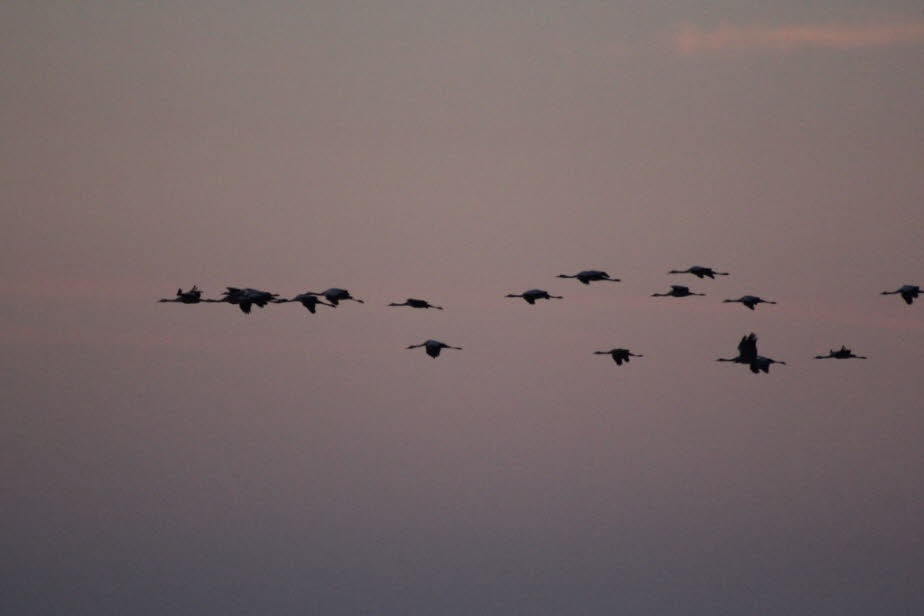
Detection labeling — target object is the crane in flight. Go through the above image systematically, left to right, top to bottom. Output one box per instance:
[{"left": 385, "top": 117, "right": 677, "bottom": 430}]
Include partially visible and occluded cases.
[
  {"left": 668, "top": 265, "right": 729, "bottom": 279},
  {"left": 557, "top": 270, "right": 620, "bottom": 285},
  {"left": 651, "top": 285, "right": 705, "bottom": 298},
  {"left": 881, "top": 285, "right": 920, "bottom": 305},
  {"left": 158, "top": 286, "right": 204, "bottom": 304},
  {"left": 212, "top": 287, "right": 279, "bottom": 314},
  {"left": 304, "top": 288, "right": 364, "bottom": 306},
  {"left": 506, "top": 289, "right": 563, "bottom": 304},
  {"left": 273, "top": 293, "right": 336, "bottom": 314},
  {"left": 723, "top": 295, "right": 777, "bottom": 310},
  {"left": 388, "top": 298, "right": 443, "bottom": 310},
  {"left": 717, "top": 333, "right": 785, "bottom": 374},
  {"left": 406, "top": 339, "right": 462, "bottom": 358},
  {"left": 814, "top": 346, "right": 867, "bottom": 360},
  {"left": 593, "top": 348, "right": 643, "bottom": 365}
]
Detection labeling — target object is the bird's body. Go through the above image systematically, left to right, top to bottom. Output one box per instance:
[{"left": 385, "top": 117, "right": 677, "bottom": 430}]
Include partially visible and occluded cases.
[
  {"left": 669, "top": 265, "right": 729, "bottom": 279},
  {"left": 557, "top": 270, "right": 620, "bottom": 285},
  {"left": 159, "top": 285, "right": 204, "bottom": 304},
  {"left": 652, "top": 285, "right": 705, "bottom": 298},
  {"left": 881, "top": 285, "right": 920, "bottom": 305},
  {"left": 306, "top": 288, "right": 364, "bottom": 306},
  {"left": 506, "top": 289, "right": 563, "bottom": 304},
  {"left": 274, "top": 293, "right": 336, "bottom": 314},
  {"left": 724, "top": 295, "right": 777, "bottom": 310},
  {"left": 388, "top": 298, "right": 443, "bottom": 310},
  {"left": 406, "top": 339, "right": 462, "bottom": 358},
  {"left": 815, "top": 346, "right": 867, "bottom": 360},
  {"left": 594, "top": 348, "right": 643, "bottom": 365}
]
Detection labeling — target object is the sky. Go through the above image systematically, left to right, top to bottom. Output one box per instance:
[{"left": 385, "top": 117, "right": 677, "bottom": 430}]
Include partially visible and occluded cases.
[{"left": 2, "top": 1, "right": 923, "bottom": 614}]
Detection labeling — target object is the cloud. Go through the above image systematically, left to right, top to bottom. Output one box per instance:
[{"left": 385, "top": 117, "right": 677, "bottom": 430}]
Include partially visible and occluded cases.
[{"left": 675, "top": 20, "right": 924, "bottom": 54}]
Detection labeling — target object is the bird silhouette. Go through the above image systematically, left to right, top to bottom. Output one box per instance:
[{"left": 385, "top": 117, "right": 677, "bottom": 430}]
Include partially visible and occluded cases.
[
  {"left": 668, "top": 265, "right": 729, "bottom": 279},
  {"left": 557, "top": 270, "right": 620, "bottom": 285},
  {"left": 651, "top": 285, "right": 705, "bottom": 298},
  {"left": 881, "top": 285, "right": 920, "bottom": 305},
  {"left": 158, "top": 286, "right": 204, "bottom": 304},
  {"left": 210, "top": 287, "right": 279, "bottom": 314},
  {"left": 305, "top": 288, "right": 364, "bottom": 306},
  {"left": 506, "top": 289, "right": 563, "bottom": 304},
  {"left": 273, "top": 293, "right": 336, "bottom": 314},
  {"left": 723, "top": 295, "right": 777, "bottom": 310},
  {"left": 388, "top": 298, "right": 443, "bottom": 310},
  {"left": 716, "top": 333, "right": 784, "bottom": 373},
  {"left": 717, "top": 333, "right": 759, "bottom": 365},
  {"left": 406, "top": 339, "right": 462, "bottom": 358},
  {"left": 815, "top": 346, "right": 867, "bottom": 360},
  {"left": 594, "top": 348, "right": 643, "bottom": 365}
]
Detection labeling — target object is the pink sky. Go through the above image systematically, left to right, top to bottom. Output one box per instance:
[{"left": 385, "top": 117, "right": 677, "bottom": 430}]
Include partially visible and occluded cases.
[{"left": 3, "top": 2, "right": 923, "bottom": 614}]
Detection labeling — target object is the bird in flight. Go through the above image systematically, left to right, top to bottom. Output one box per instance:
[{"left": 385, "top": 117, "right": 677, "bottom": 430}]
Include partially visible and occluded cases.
[
  {"left": 668, "top": 265, "right": 729, "bottom": 279},
  {"left": 557, "top": 270, "right": 620, "bottom": 285},
  {"left": 652, "top": 285, "right": 705, "bottom": 298},
  {"left": 881, "top": 285, "right": 920, "bottom": 305},
  {"left": 158, "top": 286, "right": 204, "bottom": 304},
  {"left": 212, "top": 287, "right": 279, "bottom": 314},
  {"left": 304, "top": 288, "right": 364, "bottom": 306},
  {"left": 506, "top": 289, "right": 563, "bottom": 304},
  {"left": 273, "top": 292, "right": 336, "bottom": 314},
  {"left": 723, "top": 295, "right": 777, "bottom": 310},
  {"left": 388, "top": 298, "right": 443, "bottom": 310},
  {"left": 717, "top": 333, "right": 785, "bottom": 373},
  {"left": 717, "top": 333, "right": 758, "bottom": 366},
  {"left": 406, "top": 339, "right": 462, "bottom": 358},
  {"left": 815, "top": 346, "right": 867, "bottom": 360},
  {"left": 593, "top": 348, "right": 643, "bottom": 365}
]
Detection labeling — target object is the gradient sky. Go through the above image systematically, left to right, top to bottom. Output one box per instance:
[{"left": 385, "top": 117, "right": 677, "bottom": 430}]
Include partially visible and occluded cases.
[{"left": 3, "top": 2, "right": 924, "bottom": 614}]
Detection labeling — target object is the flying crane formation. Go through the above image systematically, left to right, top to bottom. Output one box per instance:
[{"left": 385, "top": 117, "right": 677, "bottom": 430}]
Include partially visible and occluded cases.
[{"left": 159, "top": 266, "right": 920, "bottom": 367}]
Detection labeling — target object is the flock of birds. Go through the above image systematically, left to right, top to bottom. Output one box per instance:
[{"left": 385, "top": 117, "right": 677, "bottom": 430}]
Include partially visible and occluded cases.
[{"left": 159, "top": 267, "right": 921, "bottom": 370}]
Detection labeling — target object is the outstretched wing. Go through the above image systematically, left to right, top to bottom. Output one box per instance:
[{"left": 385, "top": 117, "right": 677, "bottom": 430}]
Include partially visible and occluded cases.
[{"left": 738, "top": 333, "right": 758, "bottom": 362}]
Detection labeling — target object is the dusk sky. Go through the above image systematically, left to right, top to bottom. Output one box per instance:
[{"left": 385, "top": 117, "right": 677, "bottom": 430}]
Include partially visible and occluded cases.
[{"left": 3, "top": 2, "right": 924, "bottom": 614}]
